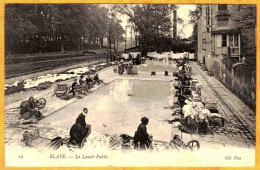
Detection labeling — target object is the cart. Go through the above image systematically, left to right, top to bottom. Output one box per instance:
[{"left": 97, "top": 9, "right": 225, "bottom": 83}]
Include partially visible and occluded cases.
[
  {"left": 54, "top": 84, "right": 74, "bottom": 100},
  {"left": 35, "top": 98, "right": 46, "bottom": 109},
  {"left": 204, "top": 102, "right": 227, "bottom": 127},
  {"left": 23, "top": 126, "right": 91, "bottom": 151},
  {"left": 169, "top": 135, "right": 200, "bottom": 151}
]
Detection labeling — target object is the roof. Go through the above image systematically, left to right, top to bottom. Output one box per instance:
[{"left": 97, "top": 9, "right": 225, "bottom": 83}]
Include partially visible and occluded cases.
[
  {"left": 211, "top": 29, "right": 241, "bottom": 34},
  {"left": 181, "top": 38, "right": 190, "bottom": 41}
]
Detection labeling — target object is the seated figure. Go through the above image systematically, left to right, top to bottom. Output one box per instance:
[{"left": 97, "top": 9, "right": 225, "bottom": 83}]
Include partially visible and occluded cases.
[
  {"left": 93, "top": 73, "right": 103, "bottom": 84},
  {"left": 78, "top": 75, "right": 88, "bottom": 93},
  {"left": 79, "top": 75, "right": 85, "bottom": 85},
  {"left": 85, "top": 75, "right": 94, "bottom": 88},
  {"left": 69, "top": 79, "right": 78, "bottom": 96},
  {"left": 19, "top": 96, "right": 42, "bottom": 120},
  {"left": 68, "top": 108, "right": 91, "bottom": 147},
  {"left": 134, "top": 117, "right": 152, "bottom": 150}
]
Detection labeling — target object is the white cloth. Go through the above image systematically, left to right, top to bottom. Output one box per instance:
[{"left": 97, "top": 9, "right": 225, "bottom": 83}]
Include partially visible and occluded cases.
[
  {"left": 130, "top": 52, "right": 141, "bottom": 58},
  {"left": 121, "top": 53, "right": 129, "bottom": 59},
  {"left": 189, "top": 53, "right": 195, "bottom": 59},
  {"left": 132, "top": 65, "right": 138, "bottom": 74},
  {"left": 178, "top": 66, "right": 183, "bottom": 71},
  {"left": 192, "top": 91, "right": 200, "bottom": 100},
  {"left": 184, "top": 100, "right": 190, "bottom": 104},
  {"left": 183, "top": 104, "right": 192, "bottom": 118},
  {"left": 189, "top": 107, "right": 198, "bottom": 119},
  {"left": 198, "top": 108, "right": 210, "bottom": 120},
  {"left": 201, "top": 108, "right": 211, "bottom": 116}
]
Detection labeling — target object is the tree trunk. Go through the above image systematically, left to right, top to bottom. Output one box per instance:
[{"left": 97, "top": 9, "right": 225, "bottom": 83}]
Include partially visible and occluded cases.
[
  {"left": 82, "top": 36, "right": 85, "bottom": 50},
  {"left": 61, "top": 37, "right": 64, "bottom": 53},
  {"left": 93, "top": 37, "right": 96, "bottom": 50},
  {"left": 96, "top": 37, "right": 98, "bottom": 49},
  {"left": 99, "top": 37, "right": 102, "bottom": 48},
  {"left": 117, "top": 37, "right": 119, "bottom": 52},
  {"left": 100, "top": 38, "right": 103, "bottom": 48},
  {"left": 12, "top": 39, "right": 15, "bottom": 55},
  {"left": 114, "top": 42, "right": 116, "bottom": 54}
]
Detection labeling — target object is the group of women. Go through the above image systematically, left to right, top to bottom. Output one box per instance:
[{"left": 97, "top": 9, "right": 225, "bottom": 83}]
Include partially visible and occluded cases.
[
  {"left": 174, "top": 58, "right": 211, "bottom": 132},
  {"left": 117, "top": 61, "right": 138, "bottom": 75},
  {"left": 70, "top": 73, "right": 103, "bottom": 96}
]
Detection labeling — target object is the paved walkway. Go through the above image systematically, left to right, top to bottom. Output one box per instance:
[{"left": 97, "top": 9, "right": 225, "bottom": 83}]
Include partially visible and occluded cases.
[
  {"left": 5, "top": 60, "right": 255, "bottom": 151},
  {"left": 178, "top": 62, "right": 255, "bottom": 148}
]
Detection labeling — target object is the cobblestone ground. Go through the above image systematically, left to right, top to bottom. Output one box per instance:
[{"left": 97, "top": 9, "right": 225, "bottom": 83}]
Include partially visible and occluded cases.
[
  {"left": 5, "top": 60, "right": 255, "bottom": 151},
  {"left": 182, "top": 62, "right": 255, "bottom": 149}
]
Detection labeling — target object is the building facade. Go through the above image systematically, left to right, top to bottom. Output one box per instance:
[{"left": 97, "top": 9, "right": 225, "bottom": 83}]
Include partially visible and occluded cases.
[
  {"left": 197, "top": 4, "right": 256, "bottom": 110},
  {"left": 198, "top": 5, "right": 244, "bottom": 68}
]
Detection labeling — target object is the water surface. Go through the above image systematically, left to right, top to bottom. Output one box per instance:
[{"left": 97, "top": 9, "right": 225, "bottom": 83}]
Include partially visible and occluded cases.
[{"left": 40, "top": 79, "right": 173, "bottom": 141}]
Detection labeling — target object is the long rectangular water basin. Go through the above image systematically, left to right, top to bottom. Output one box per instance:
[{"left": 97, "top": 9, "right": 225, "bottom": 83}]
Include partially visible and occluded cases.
[{"left": 40, "top": 79, "right": 173, "bottom": 141}]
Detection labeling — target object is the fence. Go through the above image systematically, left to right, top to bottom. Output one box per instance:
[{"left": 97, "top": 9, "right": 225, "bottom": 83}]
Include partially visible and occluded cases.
[{"left": 5, "top": 50, "right": 83, "bottom": 59}]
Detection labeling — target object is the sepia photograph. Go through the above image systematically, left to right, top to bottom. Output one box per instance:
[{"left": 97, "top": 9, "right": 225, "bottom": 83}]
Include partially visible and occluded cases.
[{"left": 3, "top": 3, "right": 257, "bottom": 167}]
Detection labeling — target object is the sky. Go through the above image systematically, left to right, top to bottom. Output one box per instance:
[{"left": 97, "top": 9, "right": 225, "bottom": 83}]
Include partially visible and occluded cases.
[{"left": 118, "top": 4, "right": 196, "bottom": 39}]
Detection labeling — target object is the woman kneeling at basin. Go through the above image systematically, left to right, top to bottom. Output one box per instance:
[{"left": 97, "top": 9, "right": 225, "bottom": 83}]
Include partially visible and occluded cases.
[
  {"left": 68, "top": 108, "right": 91, "bottom": 147},
  {"left": 134, "top": 117, "right": 152, "bottom": 150}
]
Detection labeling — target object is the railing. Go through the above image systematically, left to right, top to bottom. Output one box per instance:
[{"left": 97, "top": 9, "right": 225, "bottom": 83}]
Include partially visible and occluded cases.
[{"left": 5, "top": 50, "right": 83, "bottom": 58}]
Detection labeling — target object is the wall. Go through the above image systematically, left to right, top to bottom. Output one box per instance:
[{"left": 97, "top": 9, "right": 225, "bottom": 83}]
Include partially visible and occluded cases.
[
  {"left": 197, "top": 4, "right": 256, "bottom": 111},
  {"left": 197, "top": 5, "right": 207, "bottom": 64},
  {"left": 210, "top": 56, "right": 256, "bottom": 111},
  {"left": 232, "top": 63, "right": 256, "bottom": 110}
]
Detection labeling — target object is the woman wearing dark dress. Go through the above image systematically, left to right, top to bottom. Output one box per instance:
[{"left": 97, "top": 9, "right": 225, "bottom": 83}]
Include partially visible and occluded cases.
[
  {"left": 68, "top": 108, "right": 91, "bottom": 147},
  {"left": 134, "top": 117, "right": 152, "bottom": 150}
]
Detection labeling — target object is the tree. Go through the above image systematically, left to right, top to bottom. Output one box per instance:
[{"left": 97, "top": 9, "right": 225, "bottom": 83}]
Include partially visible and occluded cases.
[
  {"left": 5, "top": 4, "right": 124, "bottom": 54},
  {"left": 5, "top": 4, "right": 38, "bottom": 54},
  {"left": 112, "top": 4, "right": 179, "bottom": 52},
  {"left": 230, "top": 5, "right": 256, "bottom": 62},
  {"left": 231, "top": 5, "right": 256, "bottom": 29},
  {"left": 108, "top": 19, "right": 124, "bottom": 53}
]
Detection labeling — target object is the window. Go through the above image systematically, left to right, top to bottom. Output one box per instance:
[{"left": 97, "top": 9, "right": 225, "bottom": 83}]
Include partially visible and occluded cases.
[
  {"left": 218, "top": 4, "right": 227, "bottom": 11},
  {"left": 216, "top": 34, "right": 222, "bottom": 47},
  {"left": 222, "top": 34, "right": 227, "bottom": 47},
  {"left": 228, "top": 34, "right": 239, "bottom": 47},
  {"left": 234, "top": 34, "right": 238, "bottom": 47},
  {"left": 229, "top": 35, "right": 233, "bottom": 47}
]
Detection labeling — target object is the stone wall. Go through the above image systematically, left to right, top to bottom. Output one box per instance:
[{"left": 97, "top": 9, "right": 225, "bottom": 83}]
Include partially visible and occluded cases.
[
  {"left": 208, "top": 56, "right": 256, "bottom": 111},
  {"left": 232, "top": 64, "right": 256, "bottom": 110}
]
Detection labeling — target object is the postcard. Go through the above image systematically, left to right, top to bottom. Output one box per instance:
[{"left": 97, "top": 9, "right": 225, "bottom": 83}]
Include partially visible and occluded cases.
[{"left": 2, "top": 2, "right": 257, "bottom": 167}]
